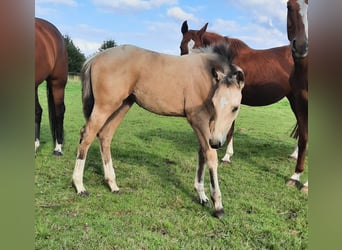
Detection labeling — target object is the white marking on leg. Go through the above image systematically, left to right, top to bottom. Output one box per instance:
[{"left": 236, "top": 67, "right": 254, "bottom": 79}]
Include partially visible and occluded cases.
[
  {"left": 187, "top": 39, "right": 195, "bottom": 54},
  {"left": 221, "top": 137, "right": 234, "bottom": 163},
  {"left": 35, "top": 139, "right": 40, "bottom": 152},
  {"left": 54, "top": 140, "right": 62, "bottom": 153},
  {"left": 290, "top": 145, "right": 298, "bottom": 159},
  {"left": 207, "top": 151, "right": 223, "bottom": 214},
  {"left": 103, "top": 158, "right": 119, "bottom": 192},
  {"left": 72, "top": 159, "right": 87, "bottom": 194},
  {"left": 194, "top": 165, "right": 209, "bottom": 203},
  {"left": 290, "top": 172, "right": 301, "bottom": 182},
  {"left": 303, "top": 181, "right": 308, "bottom": 187}
]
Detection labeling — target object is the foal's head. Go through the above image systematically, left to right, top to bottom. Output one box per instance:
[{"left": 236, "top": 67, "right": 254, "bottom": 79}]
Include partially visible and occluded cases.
[
  {"left": 287, "top": 0, "right": 308, "bottom": 58},
  {"left": 180, "top": 20, "right": 208, "bottom": 55},
  {"left": 209, "top": 64, "right": 245, "bottom": 149}
]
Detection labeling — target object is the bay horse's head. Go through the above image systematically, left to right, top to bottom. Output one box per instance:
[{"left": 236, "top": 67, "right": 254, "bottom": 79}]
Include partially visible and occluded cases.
[
  {"left": 287, "top": 0, "right": 308, "bottom": 58},
  {"left": 180, "top": 20, "right": 208, "bottom": 55},
  {"left": 207, "top": 44, "right": 245, "bottom": 149}
]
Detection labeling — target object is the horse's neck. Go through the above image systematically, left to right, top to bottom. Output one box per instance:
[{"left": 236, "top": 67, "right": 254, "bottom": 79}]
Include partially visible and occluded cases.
[
  {"left": 203, "top": 32, "right": 226, "bottom": 46},
  {"left": 202, "top": 33, "right": 250, "bottom": 53},
  {"left": 224, "top": 37, "right": 250, "bottom": 53}
]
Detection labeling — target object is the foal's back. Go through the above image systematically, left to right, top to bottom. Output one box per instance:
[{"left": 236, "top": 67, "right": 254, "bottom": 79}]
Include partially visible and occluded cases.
[{"left": 90, "top": 45, "right": 212, "bottom": 116}]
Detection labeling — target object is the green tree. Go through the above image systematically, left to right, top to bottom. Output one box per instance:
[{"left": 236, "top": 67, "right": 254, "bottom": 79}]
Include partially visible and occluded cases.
[
  {"left": 64, "top": 35, "right": 86, "bottom": 73},
  {"left": 99, "top": 39, "right": 117, "bottom": 51}
]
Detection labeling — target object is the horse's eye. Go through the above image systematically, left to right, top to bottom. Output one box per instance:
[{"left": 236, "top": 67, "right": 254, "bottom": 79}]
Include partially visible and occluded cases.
[{"left": 232, "top": 106, "right": 239, "bottom": 112}]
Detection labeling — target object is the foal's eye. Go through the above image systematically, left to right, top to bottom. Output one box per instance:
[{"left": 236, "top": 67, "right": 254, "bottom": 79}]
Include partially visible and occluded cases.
[{"left": 232, "top": 106, "right": 239, "bottom": 112}]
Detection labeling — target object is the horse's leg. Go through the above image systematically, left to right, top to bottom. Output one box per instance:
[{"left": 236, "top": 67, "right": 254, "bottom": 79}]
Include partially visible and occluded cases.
[
  {"left": 47, "top": 78, "right": 66, "bottom": 156},
  {"left": 35, "top": 88, "right": 42, "bottom": 153},
  {"left": 287, "top": 94, "right": 299, "bottom": 159},
  {"left": 287, "top": 96, "right": 308, "bottom": 192},
  {"left": 97, "top": 97, "right": 134, "bottom": 193},
  {"left": 72, "top": 105, "right": 118, "bottom": 196},
  {"left": 191, "top": 117, "right": 224, "bottom": 218},
  {"left": 221, "top": 121, "right": 235, "bottom": 163},
  {"left": 194, "top": 146, "right": 209, "bottom": 204}
]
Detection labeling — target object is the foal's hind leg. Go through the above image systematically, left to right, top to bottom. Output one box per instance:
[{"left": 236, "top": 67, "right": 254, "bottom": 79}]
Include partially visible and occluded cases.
[
  {"left": 97, "top": 98, "right": 134, "bottom": 193},
  {"left": 73, "top": 106, "right": 117, "bottom": 196}
]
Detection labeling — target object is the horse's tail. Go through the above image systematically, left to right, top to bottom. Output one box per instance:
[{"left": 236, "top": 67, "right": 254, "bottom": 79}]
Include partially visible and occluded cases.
[
  {"left": 81, "top": 56, "right": 95, "bottom": 120},
  {"left": 46, "top": 82, "right": 57, "bottom": 142},
  {"left": 290, "top": 123, "right": 299, "bottom": 139}
]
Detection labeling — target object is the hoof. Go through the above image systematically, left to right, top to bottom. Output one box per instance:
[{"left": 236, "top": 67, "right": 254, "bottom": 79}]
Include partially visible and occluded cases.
[
  {"left": 53, "top": 150, "right": 63, "bottom": 156},
  {"left": 289, "top": 155, "right": 297, "bottom": 160},
  {"left": 221, "top": 159, "right": 231, "bottom": 164},
  {"left": 286, "top": 179, "right": 300, "bottom": 187},
  {"left": 301, "top": 185, "right": 308, "bottom": 194},
  {"left": 112, "top": 190, "right": 120, "bottom": 194},
  {"left": 78, "top": 191, "right": 89, "bottom": 197},
  {"left": 199, "top": 199, "right": 209, "bottom": 206},
  {"left": 213, "top": 208, "right": 225, "bottom": 218}
]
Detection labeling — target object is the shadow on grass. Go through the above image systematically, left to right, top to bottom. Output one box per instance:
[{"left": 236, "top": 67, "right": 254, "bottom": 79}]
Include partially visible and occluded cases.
[{"left": 82, "top": 125, "right": 301, "bottom": 215}]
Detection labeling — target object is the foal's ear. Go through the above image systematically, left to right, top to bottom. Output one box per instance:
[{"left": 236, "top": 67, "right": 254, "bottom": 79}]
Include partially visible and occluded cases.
[
  {"left": 181, "top": 20, "right": 188, "bottom": 34},
  {"left": 212, "top": 67, "right": 225, "bottom": 83},
  {"left": 233, "top": 69, "right": 245, "bottom": 89}
]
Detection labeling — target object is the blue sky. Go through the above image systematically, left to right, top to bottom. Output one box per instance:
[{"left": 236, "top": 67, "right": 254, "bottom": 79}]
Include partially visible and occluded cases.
[{"left": 35, "top": 0, "right": 289, "bottom": 56}]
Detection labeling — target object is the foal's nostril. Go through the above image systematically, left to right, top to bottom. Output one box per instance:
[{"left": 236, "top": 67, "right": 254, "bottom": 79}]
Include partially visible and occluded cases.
[{"left": 209, "top": 139, "right": 221, "bottom": 149}]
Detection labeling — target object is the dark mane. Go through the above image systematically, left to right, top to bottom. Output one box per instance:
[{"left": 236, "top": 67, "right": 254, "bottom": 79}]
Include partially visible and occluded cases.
[
  {"left": 202, "top": 32, "right": 250, "bottom": 55},
  {"left": 223, "top": 37, "right": 250, "bottom": 51}
]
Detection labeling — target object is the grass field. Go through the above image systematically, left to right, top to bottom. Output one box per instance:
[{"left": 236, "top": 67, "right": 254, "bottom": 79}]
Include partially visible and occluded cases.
[{"left": 35, "top": 80, "right": 308, "bottom": 249}]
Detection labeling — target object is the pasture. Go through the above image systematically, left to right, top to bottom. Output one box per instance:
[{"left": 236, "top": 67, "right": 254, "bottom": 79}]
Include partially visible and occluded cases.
[{"left": 35, "top": 80, "right": 308, "bottom": 249}]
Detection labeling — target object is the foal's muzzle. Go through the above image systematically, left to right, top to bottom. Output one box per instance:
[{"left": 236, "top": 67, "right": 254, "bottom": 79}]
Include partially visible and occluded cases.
[{"left": 209, "top": 139, "right": 222, "bottom": 149}]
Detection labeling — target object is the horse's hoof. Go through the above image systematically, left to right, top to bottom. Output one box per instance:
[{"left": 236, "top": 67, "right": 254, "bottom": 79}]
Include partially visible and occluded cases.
[
  {"left": 53, "top": 150, "right": 63, "bottom": 156},
  {"left": 221, "top": 159, "right": 231, "bottom": 164},
  {"left": 286, "top": 179, "right": 299, "bottom": 187},
  {"left": 301, "top": 185, "right": 308, "bottom": 194},
  {"left": 113, "top": 190, "right": 120, "bottom": 194},
  {"left": 78, "top": 191, "right": 89, "bottom": 197},
  {"left": 199, "top": 199, "right": 209, "bottom": 206},
  {"left": 213, "top": 208, "right": 225, "bottom": 218}
]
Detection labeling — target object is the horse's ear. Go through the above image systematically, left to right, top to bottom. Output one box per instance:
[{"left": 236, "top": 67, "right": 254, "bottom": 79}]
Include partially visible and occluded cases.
[
  {"left": 181, "top": 20, "right": 188, "bottom": 34},
  {"left": 198, "top": 23, "right": 208, "bottom": 38},
  {"left": 212, "top": 67, "right": 225, "bottom": 83}
]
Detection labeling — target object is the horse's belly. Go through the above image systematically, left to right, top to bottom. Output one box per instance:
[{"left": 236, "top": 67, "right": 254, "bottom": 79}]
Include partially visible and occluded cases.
[{"left": 241, "top": 82, "right": 290, "bottom": 106}]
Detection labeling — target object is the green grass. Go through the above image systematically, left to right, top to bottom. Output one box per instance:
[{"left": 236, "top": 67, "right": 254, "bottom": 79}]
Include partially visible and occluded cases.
[{"left": 35, "top": 80, "right": 308, "bottom": 249}]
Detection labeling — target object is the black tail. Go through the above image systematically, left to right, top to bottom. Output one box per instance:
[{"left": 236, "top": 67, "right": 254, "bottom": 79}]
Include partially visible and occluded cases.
[
  {"left": 81, "top": 57, "right": 95, "bottom": 120},
  {"left": 46, "top": 81, "right": 57, "bottom": 142},
  {"left": 290, "top": 123, "right": 299, "bottom": 139}
]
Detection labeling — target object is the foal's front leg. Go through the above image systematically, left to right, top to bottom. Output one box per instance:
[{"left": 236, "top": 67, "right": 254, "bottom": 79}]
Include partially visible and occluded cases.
[{"left": 206, "top": 148, "right": 224, "bottom": 217}]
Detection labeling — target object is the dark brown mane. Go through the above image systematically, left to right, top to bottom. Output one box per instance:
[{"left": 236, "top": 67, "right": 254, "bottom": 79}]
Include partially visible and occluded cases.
[
  {"left": 202, "top": 32, "right": 250, "bottom": 54},
  {"left": 224, "top": 37, "right": 250, "bottom": 51}
]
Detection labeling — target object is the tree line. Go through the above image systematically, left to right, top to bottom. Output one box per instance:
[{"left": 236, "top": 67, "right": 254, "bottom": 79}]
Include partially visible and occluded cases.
[{"left": 64, "top": 35, "right": 117, "bottom": 73}]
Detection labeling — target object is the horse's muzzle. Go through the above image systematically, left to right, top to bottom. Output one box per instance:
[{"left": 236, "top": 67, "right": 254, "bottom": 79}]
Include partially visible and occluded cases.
[{"left": 292, "top": 39, "right": 308, "bottom": 58}]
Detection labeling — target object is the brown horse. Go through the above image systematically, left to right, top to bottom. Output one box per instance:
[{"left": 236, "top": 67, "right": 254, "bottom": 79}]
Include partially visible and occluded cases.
[
  {"left": 286, "top": 0, "right": 308, "bottom": 192},
  {"left": 35, "top": 17, "right": 68, "bottom": 155},
  {"left": 180, "top": 20, "right": 298, "bottom": 164},
  {"left": 72, "top": 44, "right": 245, "bottom": 217}
]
